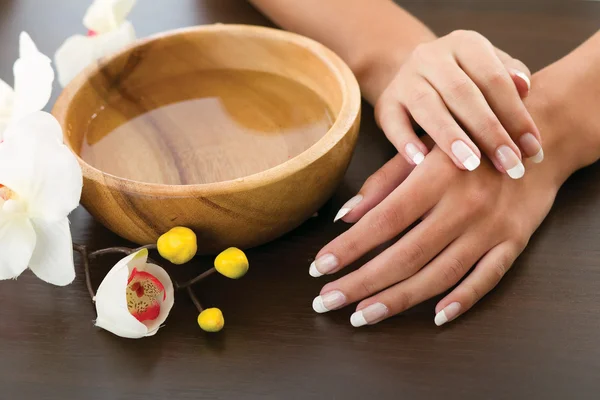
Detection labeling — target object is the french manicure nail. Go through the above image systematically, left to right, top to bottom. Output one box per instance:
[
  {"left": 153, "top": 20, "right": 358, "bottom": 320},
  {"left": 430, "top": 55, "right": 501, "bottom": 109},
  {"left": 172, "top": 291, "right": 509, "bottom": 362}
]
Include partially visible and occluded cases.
[
  {"left": 511, "top": 69, "right": 531, "bottom": 92},
  {"left": 519, "top": 133, "right": 543, "bottom": 163},
  {"left": 451, "top": 140, "right": 480, "bottom": 171},
  {"left": 405, "top": 143, "right": 425, "bottom": 165},
  {"left": 496, "top": 145, "right": 525, "bottom": 179},
  {"left": 334, "top": 194, "right": 363, "bottom": 222},
  {"left": 309, "top": 254, "right": 339, "bottom": 277},
  {"left": 312, "top": 290, "right": 347, "bottom": 313},
  {"left": 434, "top": 302, "right": 462, "bottom": 326},
  {"left": 350, "top": 303, "right": 389, "bottom": 327}
]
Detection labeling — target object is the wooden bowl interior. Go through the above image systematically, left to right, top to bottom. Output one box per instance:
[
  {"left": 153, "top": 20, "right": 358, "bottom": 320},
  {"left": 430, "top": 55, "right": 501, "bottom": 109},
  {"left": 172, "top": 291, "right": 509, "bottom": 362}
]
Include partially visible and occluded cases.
[{"left": 63, "top": 28, "right": 346, "bottom": 185}]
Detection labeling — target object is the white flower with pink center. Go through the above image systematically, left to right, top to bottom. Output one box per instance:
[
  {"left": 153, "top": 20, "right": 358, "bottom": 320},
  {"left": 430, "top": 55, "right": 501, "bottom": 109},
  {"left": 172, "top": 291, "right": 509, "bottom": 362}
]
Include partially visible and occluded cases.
[
  {"left": 55, "top": 0, "right": 137, "bottom": 87},
  {"left": 0, "top": 112, "right": 83, "bottom": 285},
  {"left": 94, "top": 249, "right": 175, "bottom": 339}
]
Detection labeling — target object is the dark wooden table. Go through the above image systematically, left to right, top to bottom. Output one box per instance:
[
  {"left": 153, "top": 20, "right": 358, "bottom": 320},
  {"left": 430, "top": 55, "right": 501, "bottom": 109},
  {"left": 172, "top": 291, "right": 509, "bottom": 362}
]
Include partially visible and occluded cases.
[{"left": 1, "top": 1, "right": 600, "bottom": 399}]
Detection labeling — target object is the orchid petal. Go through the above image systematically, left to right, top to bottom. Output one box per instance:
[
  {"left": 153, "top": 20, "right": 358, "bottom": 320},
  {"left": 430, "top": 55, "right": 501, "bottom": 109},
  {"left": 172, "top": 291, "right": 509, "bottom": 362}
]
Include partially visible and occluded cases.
[
  {"left": 83, "top": 0, "right": 137, "bottom": 35},
  {"left": 55, "top": 21, "right": 136, "bottom": 87},
  {"left": 12, "top": 32, "right": 55, "bottom": 122},
  {"left": 54, "top": 35, "right": 95, "bottom": 88},
  {"left": 0, "top": 79, "right": 14, "bottom": 138},
  {"left": 2, "top": 109, "right": 63, "bottom": 142},
  {"left": 0, "top": 112, "right": 82, "bottom": 222},
  {"left": 0, "top": 214, "right": 36, "bottom": 280},
  {"left": 28, "top": 217, "right": 75, "bottom": 286},
  {"left": 95, "top": 250, "right": 149, "bottom": 339},
  {"left": 137, "top": 263, "right": 175, "bottom": 336}
]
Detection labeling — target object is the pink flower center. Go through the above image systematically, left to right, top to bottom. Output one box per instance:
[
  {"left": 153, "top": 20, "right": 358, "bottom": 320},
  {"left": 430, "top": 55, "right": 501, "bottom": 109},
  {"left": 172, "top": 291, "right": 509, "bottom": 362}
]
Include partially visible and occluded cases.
[
  {"left": 87, "top": 30, "right": 97, "bottom": 37},
  {"left": 126, "top": 268, "right": 166, "bottom": 323}
]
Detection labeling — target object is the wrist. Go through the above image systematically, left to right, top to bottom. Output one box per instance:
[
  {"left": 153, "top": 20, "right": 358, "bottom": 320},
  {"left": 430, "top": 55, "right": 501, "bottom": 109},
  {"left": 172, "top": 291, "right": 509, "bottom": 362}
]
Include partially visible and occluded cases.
[{"left": 525, "top": 43, "right": 600, "bottom": 186}]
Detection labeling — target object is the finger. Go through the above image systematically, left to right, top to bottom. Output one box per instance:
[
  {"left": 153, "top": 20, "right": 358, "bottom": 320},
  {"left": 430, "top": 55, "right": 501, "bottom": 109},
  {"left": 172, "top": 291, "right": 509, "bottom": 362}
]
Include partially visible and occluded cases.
[
  {"left": 455, "top": 39, "right": 543, "bottom": 168},
  {"left": 494, "top": 48, "right": 531, "bottom": 98},
  {"left": 404, "top": 77, "right": 483, "bottom": 172},
  {"left": 375, "top": 95, "right": 429, "bottom": 166},
  {"left": 310, "top": 150, "right": 455, "bottom": 278},
  {"left": 334, "top": 154, "right": 413, "bottom": 224},
  {"left": 315, "top": 203, "right": 465, "bottom": 312},
  {"left": 347, "top": 231, "right": 494, "bottom": 327},
  {"left": 433, "top": 241, "right": 522, "bottom": 326}
]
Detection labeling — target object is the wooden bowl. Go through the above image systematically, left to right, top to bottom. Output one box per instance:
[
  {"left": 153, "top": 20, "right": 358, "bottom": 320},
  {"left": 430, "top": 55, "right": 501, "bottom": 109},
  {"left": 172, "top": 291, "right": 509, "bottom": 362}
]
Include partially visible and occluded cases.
[{"left": 53, "top": 24, "right": 361, "bottom": 253}]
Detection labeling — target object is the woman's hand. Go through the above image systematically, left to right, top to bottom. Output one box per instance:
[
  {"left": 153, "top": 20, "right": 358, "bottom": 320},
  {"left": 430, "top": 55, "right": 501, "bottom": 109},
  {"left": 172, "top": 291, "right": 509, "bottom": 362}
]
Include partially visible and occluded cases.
[
  {"left": 376, "top": 30, "right": 543, "bottom": 179},
  {"left": 311, "top": 148, "right": 559, "bottom": 326}
]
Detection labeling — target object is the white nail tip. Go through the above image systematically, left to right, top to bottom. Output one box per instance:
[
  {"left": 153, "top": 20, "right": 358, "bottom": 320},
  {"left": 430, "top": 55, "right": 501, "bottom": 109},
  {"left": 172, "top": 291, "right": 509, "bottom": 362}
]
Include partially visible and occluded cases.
[
  {"left": 514, "top": 70, "right": 531, "bottom": 91},
  {"left": 530, "top": 149, "right": 544, "bottom": 164},
  {"left": 412, "top": 152, "right": 425, "bottom": 165},
  {"left": 463, "top": 155, "right": 481, "bottom": 171},
  {"left": 506, "top": 162, "right": 525, "bottom": 179},
  {"left": 333, "top": 195, "right": 363, "bottom": 222},
  {"left": 333, "top": 208, "right": 351, "bottom": 223},
  {"left": 309, "top": 261, "right": 323, "bottom": 278},
  {"left": 312, "top": 296, "right": 328, "bottom": 313},
  {"left": 434, "top": 310, "right": 448, "bottom": 326},
  {"left": 350, "top": 311, "right": 367, "bottom": 327}
]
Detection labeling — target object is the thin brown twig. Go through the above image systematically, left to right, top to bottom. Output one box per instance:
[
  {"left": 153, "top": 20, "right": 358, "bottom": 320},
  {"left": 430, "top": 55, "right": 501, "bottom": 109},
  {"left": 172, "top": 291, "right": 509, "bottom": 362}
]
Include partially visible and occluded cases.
[
  {"left": 72, "top": 244, "right": 95, "bottom": 301},
  {"left": 175, "top": 268, "right": 217, "bottom": 290},
  {"left": 186, "top": 286, "right": 203, "bottom": 313}
]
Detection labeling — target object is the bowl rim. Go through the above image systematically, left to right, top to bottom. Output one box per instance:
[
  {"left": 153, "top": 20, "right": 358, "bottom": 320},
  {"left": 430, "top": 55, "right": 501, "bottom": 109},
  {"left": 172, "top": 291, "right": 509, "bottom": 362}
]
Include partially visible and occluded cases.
[{"left": 53, "top": 24, "right": 361, "bottom": 197}]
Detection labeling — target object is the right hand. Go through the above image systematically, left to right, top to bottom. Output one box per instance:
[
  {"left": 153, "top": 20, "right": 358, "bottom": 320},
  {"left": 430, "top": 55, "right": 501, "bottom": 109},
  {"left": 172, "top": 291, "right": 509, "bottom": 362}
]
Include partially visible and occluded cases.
[{"left": 375, "top": 30, "right": 543, "bottom": 179}]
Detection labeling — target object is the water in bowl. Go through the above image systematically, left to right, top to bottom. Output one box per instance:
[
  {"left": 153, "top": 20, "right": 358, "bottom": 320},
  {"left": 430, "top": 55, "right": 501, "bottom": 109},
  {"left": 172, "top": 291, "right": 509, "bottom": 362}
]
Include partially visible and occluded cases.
[{"left": 81, "top": 70, "right": 334, "bottom": 185}]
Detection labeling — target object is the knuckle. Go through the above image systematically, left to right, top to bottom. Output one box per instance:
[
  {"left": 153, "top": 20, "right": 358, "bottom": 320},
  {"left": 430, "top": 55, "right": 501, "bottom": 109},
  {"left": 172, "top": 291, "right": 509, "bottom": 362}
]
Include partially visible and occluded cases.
[
  {"left": 450, "top": 29, "right": 483, "bottom": 43},
  {"left": 411, "top": 43, "right": 433, "bottom": 63},
  {"left": 484, "top": 68, "right": 510, "bottom": 88},
  {"left": 446, "top": 77, "right": 473, "bottom": 101},
  {"left": 408, "top": 86, "right": 433, "bottom": 105},
  {"left": 476, "top": 114, "right": 505, "bottom": 141},
  {"left": 365, "top": 168, "right": 389, "bottom": 190},
  {"left": 464, "top": 187, "right": 493, "bottom": 213},
  {"left": 369, "top": 206, "right": 403, "bottom": 234},
  {"left": 336, "top": 235, "right": 360, "bottom": 258},
  {"left": 399, "top": 242, "right": 426, "bottom": 266},
  {"left": 441, "top": 257, "right": 466, "bottom": 286},
  {"left": 490, "top": 258, "right": 510, "bottom": 283},
  {"left": 359, "top": 279, "right": 377, "bottom": 298},
  {"left": 465, "top": 283, "right": 482, "bottom": 303},
  {"left": 393, "top": 291, "right": 413, "bottom": 312}
]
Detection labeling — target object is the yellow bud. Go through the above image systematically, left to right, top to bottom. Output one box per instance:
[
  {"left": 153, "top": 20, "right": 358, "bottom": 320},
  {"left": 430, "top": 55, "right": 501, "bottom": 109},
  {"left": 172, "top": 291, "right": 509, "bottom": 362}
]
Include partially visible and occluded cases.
[
  {"left": 157, "top": 227, "right": 198, "bottom": 265},
  {"left": 214, "top": 247, "right": 249, "bottom": 279},
  {"left": 198, "top": 308, "right": 224, "bottom": 332}
]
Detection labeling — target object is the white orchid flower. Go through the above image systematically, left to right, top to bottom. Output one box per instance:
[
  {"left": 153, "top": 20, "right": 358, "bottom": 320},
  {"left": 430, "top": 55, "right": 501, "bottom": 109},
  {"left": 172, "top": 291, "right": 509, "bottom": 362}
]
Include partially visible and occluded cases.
[
  {"left": 55, "top": 0, "right": 137, "bottom": 87},
  {"left": 0, "top": 32, "right": 55, "bottom": 139},
  {"left": 0, "top": 112, "right": 83, "bottom": 286},
  {"left": 95, "top": 249, "right": 175, "bottom": 339}
]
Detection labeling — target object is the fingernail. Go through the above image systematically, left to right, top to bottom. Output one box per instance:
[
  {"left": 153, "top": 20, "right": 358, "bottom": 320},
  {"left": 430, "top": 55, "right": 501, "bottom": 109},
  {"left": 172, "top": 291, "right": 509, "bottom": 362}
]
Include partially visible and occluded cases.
[
  {"left": 511, "top": 69, "right": 531, "bottom": 92},
  {"left": 519, "top": 133, "right": 543, "bottom": 163},
  {"left": 451, "top": 140, "right": 480, "bottom": 171},
  {"left": 405, "top": 143, "right": 425, "bottom": 165},
  {"left": 496, "top": 145, "right": 525, "bottom": 179},
  {"left": 334, "top": 194, "right": 363, "bottom": 222},
  {"left": 309, "top": 254, "right": 339, "bottom": 277},
  {"left": 312, "top": 290, "right": 347, "bottom": 313},
  {"left": 434, "top": 302, "right": 462, "bottom": 326},
  {"left": 350, "top": 303, "right": 389, "bottom": 327}
]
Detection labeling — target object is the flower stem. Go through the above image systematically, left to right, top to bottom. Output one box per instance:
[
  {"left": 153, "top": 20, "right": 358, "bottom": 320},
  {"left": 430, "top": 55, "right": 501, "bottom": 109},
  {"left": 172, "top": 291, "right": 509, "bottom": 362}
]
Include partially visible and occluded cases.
[
  {"left": 72, "top": 244, "right": 95, "bottom": 301},
  {"left": 175, "top": 267, "right": 217, "bottom": 290},
  {"left": 186, "top": 286, "right": 203, "bottom": 313}
]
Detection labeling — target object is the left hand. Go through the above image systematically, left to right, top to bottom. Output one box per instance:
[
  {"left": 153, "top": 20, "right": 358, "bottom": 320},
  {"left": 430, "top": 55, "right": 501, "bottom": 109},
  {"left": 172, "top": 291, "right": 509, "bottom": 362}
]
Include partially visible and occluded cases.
[{"left": 310, "top": 142, "right": 561, "bottom": 327}]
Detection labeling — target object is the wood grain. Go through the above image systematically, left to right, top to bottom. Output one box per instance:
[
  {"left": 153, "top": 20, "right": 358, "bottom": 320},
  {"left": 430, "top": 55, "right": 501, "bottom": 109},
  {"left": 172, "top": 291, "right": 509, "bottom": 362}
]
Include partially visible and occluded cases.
[
  {"left": 1, "top": 1, "right": 600, "bottom": 399},
  {"left": 53, "top": 24, "right": 361, "bottom": 251}
]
